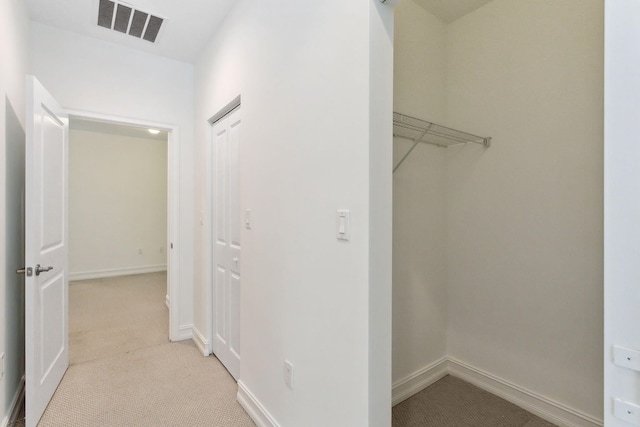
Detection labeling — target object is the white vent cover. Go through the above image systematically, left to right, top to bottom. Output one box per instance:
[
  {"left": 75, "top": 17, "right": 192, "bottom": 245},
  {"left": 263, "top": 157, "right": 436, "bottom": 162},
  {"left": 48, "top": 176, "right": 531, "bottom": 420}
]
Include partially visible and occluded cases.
[{"left": 98, "top": 0, "right": 164, "bottom": 43}]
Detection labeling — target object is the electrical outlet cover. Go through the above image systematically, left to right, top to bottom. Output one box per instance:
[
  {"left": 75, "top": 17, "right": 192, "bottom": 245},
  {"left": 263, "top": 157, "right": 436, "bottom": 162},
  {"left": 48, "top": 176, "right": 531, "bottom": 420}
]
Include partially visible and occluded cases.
[{"left": 284, "top": 360, "right": 293, "bottom": 389}]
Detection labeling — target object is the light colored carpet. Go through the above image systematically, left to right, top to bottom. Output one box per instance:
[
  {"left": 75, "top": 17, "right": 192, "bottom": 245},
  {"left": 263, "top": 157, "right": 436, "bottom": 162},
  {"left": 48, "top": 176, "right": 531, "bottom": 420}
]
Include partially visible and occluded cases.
[
  {"left": 37, "top": 272, "right": 255, "bottom": 427},
  {"left": 69, "top": 272, "right": 170, "bottom": 364},
  {"left": 18, "top": 273, "right": 559, "bottom": 426},
  {"left": 392, "top": 375, "right": 558, "bottom": 427}
]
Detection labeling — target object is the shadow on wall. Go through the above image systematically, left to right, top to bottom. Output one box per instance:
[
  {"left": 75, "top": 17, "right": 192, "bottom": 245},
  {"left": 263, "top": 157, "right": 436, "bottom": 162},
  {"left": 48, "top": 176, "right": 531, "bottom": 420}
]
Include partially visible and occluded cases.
[{"left": 5, "top": 96, "right": 26, "bottom": 389}]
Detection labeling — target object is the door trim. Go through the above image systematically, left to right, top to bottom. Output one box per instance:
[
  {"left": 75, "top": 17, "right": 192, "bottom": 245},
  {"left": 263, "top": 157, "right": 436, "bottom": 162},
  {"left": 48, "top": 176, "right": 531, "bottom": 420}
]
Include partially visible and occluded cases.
[
  {"left": 205, "top": 96, "right": 242, "bottom": 355},
  {"left": 66, "top": 109, "right": 182, "bottom": 342}
]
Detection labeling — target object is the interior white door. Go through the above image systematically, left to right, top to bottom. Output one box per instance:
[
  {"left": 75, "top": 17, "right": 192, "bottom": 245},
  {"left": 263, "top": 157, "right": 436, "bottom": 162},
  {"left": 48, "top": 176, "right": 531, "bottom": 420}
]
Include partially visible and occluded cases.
[
  {"left": 24, "top": 76, "right": 69, "bottom": 427},
  {"left": 211, "top": 106, "right": 241, "bottom": 380}
]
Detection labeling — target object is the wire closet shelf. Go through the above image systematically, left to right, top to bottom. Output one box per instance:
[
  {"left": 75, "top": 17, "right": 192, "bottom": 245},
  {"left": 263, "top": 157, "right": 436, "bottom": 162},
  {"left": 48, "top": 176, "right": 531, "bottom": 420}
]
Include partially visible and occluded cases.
[{"left": 393, "top": 112, "right": 491, "bottom": 173}]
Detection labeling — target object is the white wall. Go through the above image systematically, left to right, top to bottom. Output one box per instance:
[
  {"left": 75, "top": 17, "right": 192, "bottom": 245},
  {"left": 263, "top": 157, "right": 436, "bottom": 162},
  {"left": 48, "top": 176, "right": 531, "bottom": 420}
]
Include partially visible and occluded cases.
[
  {"left": 0, "top": 0, "right": 29, "bottom": 424},
  {"left": 193, "top": 0, "right": 393, "bottom": 425},
  {"left": 392, "top": 0, "right": 449, "bottom": 386},
  {"left": 445, "top": 0, "right": 603, "bottom": 420},
  {"left": 604, "top": 0, "right": 640, "bottom": 424},
  {"left": 29, "top": 22, "right": 194, "bottom": 336},
  {"left": 68, "top": 127, "right": 167, "bottom": 279}
]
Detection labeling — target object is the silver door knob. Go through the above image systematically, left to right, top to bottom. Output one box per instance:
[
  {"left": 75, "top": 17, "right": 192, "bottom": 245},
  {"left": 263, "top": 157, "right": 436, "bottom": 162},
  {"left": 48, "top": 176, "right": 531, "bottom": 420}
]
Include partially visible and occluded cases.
[
  {"left": 35, "top": 264, "right": 53, "bottom": 276},
  {"left": 16, "top": 267, "right": 33, "bottom": 276}
]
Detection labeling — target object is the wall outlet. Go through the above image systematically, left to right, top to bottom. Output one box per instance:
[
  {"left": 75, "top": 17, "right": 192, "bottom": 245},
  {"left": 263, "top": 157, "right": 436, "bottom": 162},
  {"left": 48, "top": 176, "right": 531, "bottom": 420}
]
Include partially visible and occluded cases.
[{"left": 284, "top": 360, "right": 293, "bottom": 390}]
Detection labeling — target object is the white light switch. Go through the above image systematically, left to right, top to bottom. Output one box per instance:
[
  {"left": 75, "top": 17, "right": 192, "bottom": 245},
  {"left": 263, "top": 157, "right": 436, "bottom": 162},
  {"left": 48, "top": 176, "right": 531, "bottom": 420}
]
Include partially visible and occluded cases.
[
  {"left": 245, "top": 209, "right": 252, "bottom": 229},
  {"left": 337, "top": 210, "right": 350, "bottom": 241},
  {"left": 614, "top": 346, "right": 640, "bottom": 372},
  {"left": 614, "top": 399, "right": 640, "bottom": 425}
]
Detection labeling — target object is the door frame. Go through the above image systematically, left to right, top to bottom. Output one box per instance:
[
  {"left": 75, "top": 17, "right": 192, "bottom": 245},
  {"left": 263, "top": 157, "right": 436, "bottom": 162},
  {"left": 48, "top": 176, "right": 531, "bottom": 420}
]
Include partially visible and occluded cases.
[
  {"left": 204, "top": 96, "right": 242, "bottom": 356},
  {"left": 66, "top": 109, "right": 182, "bottom": 341}
]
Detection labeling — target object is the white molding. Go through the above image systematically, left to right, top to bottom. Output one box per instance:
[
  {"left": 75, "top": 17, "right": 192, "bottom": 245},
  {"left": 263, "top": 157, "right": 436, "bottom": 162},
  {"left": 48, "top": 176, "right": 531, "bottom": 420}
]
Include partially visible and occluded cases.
[
  {"left": 166, "top": 125, "right": 181, "bottom": 343},
  {"left": 69, "top": 265, "right": 167, "bottom": 281},
  {"left": 174, "top": 324, "right": 192, "bottom": 342},
  {"left": 192, "top": 325, "right": 210, "bottom": 356},
  {"left": 392, "top": 357, "right": 448, "bottom": 406},
  {"left": 447, "top": 358, "right": 603, "bottom": 427},
  {"left": 1, "top": 376, "right": 25, "bottom": 427},
  {"left": 237, "top": 381, "right": 280, "bottom": 427}
]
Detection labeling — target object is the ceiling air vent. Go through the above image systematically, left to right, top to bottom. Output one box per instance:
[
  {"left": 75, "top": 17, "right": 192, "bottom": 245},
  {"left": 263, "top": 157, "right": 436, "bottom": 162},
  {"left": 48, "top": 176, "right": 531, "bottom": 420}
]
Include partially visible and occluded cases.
[{"left": 97, "top": 0, "right": 164, "bottom": 43}]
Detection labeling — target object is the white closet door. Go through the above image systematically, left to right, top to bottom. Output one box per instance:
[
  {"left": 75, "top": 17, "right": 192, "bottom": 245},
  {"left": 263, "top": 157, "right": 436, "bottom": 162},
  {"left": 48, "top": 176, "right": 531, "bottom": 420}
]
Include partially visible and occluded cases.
[{"left": 211, "top": 107, "right": 241, "bottom": 380}]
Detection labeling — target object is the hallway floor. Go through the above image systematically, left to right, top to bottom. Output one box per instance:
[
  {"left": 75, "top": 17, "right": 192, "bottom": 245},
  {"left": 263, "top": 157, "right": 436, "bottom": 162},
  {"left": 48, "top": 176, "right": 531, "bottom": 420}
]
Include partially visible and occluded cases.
[{"left": 36, "top": 272, "right": 255, "bottom": 426}]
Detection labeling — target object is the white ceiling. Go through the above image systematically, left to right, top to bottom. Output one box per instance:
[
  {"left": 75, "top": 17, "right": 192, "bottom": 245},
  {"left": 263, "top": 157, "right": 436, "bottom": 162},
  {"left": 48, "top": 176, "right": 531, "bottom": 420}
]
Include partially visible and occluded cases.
[
  {"left": 25, "top": 0, "right": 492, "bottom": 63},
  {"left": 26, "top": 0, "right": 239, "bottom": 63},
  {"left": 412, "top": 0, "right": 494, "bottom": 23}
]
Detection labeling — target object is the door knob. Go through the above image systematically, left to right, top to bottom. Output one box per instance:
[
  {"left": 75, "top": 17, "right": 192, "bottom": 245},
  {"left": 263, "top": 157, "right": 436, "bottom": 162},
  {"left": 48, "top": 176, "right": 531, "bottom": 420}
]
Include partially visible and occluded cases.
[
  {"left": 35, "top": 264, "right": 53, "bottom": 276},
  {"left": 16, "top": 267, "right": 33, "bottom": 276}
]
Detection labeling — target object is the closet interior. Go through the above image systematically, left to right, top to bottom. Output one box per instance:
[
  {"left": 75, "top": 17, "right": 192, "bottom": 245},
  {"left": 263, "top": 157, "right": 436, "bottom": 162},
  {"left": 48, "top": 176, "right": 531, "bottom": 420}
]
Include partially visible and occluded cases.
[{"left": 391, "top": 0, "right": 604, "bottom": 425}]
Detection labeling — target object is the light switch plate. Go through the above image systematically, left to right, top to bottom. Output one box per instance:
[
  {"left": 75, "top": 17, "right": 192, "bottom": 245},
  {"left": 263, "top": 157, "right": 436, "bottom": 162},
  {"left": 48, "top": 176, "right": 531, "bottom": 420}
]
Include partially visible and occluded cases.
[
  {"left": 245, "top": 209, "right": 252, "bottom": 229},
  {"left": 336, "top": 210, "right": 350, "bottom": 241},
  {"left": 614, "top": 345, "right": 640, "bottom": 372},
  {"left": 614, "top": 399, "right": 640, "bottom": 425}
]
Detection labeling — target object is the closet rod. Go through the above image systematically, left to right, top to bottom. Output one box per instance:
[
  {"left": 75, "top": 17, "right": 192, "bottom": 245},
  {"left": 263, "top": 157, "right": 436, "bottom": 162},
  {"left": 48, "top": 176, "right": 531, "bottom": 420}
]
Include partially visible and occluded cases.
[{"left": 393, "top": 112, "right": 491, "bottom": 173}]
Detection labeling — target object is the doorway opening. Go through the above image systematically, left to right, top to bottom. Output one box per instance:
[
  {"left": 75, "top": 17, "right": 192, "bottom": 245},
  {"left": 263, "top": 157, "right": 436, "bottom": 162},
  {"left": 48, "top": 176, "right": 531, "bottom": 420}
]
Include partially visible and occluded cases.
[{"left": 67, "top": 111, "right": 182, "bottom": 341}]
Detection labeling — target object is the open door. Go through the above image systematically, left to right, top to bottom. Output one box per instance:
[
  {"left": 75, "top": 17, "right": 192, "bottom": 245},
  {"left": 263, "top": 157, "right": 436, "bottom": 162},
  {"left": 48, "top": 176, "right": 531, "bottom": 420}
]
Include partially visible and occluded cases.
[{"left": 23, "top": 76, "right": 69, "bottom": 427}]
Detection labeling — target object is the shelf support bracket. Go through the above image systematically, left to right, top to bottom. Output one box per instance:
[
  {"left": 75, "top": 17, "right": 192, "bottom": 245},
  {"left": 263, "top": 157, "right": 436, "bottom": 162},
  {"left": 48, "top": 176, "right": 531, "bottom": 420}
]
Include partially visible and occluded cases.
[{"left": 393, "top": 125, "right": 431, "bottom": 173}]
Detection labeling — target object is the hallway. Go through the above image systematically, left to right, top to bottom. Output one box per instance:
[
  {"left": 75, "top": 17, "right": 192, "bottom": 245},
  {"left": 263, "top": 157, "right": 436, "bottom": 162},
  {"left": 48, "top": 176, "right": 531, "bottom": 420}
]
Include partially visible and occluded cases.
[{"left": 38, "top": 273, "right": 255, "bottom": 426}]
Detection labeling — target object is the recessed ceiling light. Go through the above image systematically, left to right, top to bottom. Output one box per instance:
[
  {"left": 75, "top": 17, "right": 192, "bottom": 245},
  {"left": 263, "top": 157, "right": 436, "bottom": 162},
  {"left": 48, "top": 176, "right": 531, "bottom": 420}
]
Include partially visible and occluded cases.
[{"left": 148, "top": 129, "right": 160, "bottom": 135}]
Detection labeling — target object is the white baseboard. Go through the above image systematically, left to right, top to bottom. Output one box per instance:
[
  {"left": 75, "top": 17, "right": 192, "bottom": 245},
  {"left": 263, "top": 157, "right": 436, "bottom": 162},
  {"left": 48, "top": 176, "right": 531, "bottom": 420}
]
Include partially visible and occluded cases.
[
  {"left": 69, "top": 265, "right": 167, "bottom": 281},
  {"left": 175, "top": 324, "right": 193, "bottom": 341},
  {"left": 192, "top": 326, "right": 210, "bottom": 356},
  {"left": 392, "top": 357, "right": 448, "bottom": 406},
  {"left": 447, "top": 358, "right": 603, "bottom": 427},
  {"left": 1, "top": 376, "right": 25, "bottom": 427},
  {"left": 237, "top": 381, "right": 280, "bottom": 427}
]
